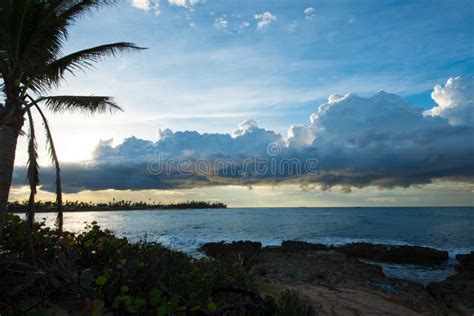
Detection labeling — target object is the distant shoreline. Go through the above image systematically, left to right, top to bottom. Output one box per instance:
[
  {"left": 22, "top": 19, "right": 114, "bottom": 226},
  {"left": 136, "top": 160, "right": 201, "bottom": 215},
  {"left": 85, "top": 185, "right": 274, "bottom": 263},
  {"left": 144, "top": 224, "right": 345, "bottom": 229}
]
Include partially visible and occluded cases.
[
  {"left": 7, "top": 200, "right": 227, "bottom": 213},
  {"left": 8, "top": 205, "right": 473, "bottom": 213},
  {"left": 10, "top": 206, "right": 228, "bottom": 213}
]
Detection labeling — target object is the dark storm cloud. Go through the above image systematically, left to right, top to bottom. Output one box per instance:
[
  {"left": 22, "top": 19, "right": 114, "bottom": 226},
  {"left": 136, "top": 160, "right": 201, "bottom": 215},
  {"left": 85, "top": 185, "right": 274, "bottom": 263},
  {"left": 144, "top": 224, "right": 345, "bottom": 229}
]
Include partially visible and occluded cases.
[{"left": 13, "top": 77, "right": 474, "bottom": 193}]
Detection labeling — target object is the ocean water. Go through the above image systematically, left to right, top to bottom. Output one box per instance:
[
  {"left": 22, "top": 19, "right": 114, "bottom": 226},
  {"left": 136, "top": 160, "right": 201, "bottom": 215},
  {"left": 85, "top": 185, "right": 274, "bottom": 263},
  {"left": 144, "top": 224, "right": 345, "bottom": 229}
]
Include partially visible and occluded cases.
[{"left": 33, "top": 207, "right": 474, "bottom": 284}]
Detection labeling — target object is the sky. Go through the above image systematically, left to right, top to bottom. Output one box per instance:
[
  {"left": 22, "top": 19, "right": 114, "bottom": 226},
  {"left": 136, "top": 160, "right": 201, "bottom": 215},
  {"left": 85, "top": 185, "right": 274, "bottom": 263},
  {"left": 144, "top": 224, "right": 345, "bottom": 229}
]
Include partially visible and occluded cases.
[{"left": 10, "top": 0, "right": 474, "bottom": 206}]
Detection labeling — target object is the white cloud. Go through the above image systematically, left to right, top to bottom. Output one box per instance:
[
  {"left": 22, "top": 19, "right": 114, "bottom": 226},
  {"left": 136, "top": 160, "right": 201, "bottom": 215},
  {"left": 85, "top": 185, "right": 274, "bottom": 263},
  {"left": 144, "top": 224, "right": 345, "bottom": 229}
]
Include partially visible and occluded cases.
[
  {"left": 130, "top": 0, "right": 160, "bottom": 15},
  {"left": 131, "top": 0, "right": 150, "bottom": 11},
  {"left": 168, "top": 0, "right": 200, "bottom": 8},
  {"left": 304, "top": 7, "right": 315, "bottom": 20},
  {"left": 254, "top": 12, "right": 277, "bottom": 30},
  {"left": 214, "top": 16, "right": 228, "bottom": 30},
  {"left": 239, "top": 21, "right": 250, "bottom": 29},
  {"left": 288, "top": 21, "right": 297, "bottom": 32},
  {"left": 424, "top": 77, "right": 474, "bottom": 126},
  {"left": 16, "top": 78, "right": 473, "bottom": 193},
  {"left": 231, "top": 119, "right": 259, "bottom": 137},
  {"left": 287, "top": 125, "right": 315, "bottom": 149}
]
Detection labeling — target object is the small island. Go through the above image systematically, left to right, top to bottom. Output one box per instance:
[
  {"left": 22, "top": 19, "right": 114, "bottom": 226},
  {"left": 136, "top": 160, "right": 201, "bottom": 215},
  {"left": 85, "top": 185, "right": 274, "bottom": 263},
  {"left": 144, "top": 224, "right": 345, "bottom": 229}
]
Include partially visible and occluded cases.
[{"left": 7, "top": 200, "right": 227, "bottom": 213}]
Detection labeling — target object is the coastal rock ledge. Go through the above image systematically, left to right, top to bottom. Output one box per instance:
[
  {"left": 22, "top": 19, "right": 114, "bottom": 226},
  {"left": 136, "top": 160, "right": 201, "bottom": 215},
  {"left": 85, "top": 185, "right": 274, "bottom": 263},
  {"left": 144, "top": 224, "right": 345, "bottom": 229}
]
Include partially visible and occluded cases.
[
  {"left": 200, "top": 240, "right": 471, "bottom": 315},
  {"left": 200, "top": 240, "right": 449, "bottom": 266},
  {"left": 337, "top": 242, "right": 448, "bottom": 266},
  {"left": 428, "top": 252, "right": 474, "bottom": 315}
]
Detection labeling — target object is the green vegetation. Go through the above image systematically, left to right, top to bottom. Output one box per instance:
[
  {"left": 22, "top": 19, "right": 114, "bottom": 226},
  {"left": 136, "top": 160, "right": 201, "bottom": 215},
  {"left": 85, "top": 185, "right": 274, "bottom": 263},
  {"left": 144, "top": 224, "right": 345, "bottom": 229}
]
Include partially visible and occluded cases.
[
  {"left": 7, "top": 200, "right": 227, "bottom": 213},
  {"left": 0, "top": 214, "right": 313, "bottom": 315}
]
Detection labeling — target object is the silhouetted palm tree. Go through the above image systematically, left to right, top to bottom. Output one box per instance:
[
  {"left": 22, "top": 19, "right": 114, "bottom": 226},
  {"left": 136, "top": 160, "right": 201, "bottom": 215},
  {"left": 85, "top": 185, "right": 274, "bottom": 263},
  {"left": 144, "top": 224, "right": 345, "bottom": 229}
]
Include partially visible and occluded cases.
[{"left": 0, "top": 0, "right": 143, "bottom": 239}]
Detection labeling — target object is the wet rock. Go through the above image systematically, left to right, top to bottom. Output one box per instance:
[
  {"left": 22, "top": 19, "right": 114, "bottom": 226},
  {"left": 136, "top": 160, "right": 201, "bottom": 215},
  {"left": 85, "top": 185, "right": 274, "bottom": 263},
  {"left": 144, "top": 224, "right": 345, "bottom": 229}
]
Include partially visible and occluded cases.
[
  {"left": 279, "top": 240, "right": 333, "bottom": 252},
  {"left": 200, "top": 241, "right": 262, "bottom": 260},
  {"left": 337, "top": 242, "right": 448, "bottom": 266},
  {"left": 255, "top": 249, "right": 386, "bottom": 286},
  {"left": 455, "top": 251, "right": 474, "bottom": 273},
  {"left": 427, "top": 252, "right": 474, "bottom": 315},
  {"left": 428, "top": 276, "right": 474, "bottom": 315}
]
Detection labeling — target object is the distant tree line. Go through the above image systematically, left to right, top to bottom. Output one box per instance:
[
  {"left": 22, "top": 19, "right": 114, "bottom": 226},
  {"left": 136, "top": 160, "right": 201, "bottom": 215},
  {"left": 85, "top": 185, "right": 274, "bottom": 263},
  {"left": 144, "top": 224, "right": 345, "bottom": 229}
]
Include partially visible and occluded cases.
[{"left": 7, "top": 199, "right": 227, "bottom": 212}]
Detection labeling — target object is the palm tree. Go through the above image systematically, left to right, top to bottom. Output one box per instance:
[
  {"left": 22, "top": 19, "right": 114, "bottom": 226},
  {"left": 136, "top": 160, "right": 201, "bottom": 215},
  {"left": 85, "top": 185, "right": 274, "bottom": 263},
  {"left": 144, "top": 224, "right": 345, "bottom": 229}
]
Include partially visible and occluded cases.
[{"left": 0, "top": 0, "right": 144, "bottom": 239}]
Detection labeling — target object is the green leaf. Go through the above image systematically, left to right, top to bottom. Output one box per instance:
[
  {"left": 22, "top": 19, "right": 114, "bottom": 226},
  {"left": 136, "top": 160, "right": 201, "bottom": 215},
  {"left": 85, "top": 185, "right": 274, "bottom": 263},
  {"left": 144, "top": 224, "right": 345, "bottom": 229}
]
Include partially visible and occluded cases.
[
  {"left": 84, "top": 239, "right": 93, "bottom": 248},
  {"left": 80, "top": 268, "right": 93, "bottom": 278},
  {"left": 95, "top": 275, "right": 107, "bottom": 286},
  {"left": 121, "top": 285, "right": 129, "bottom": 293},
  {"left": 149, "top": 289, "right": 161, "bottom": 306},
  {"left": 112, "top": 296, "right": 123, "bottom": 308},
  {"left": 134, "top": 298, "right": 146, "bottom": 309},
  {"left": 92, "top": 299, "right": 105, "bottom": 316},
  {"left": 207, "top": 301, "right": 217, "bottom": 311},
  {"left": 127, "top": 305, "right": 138, "bottom": 314},
  {"left": 156, "top": 306, "right": 168, "bottom": 316}
]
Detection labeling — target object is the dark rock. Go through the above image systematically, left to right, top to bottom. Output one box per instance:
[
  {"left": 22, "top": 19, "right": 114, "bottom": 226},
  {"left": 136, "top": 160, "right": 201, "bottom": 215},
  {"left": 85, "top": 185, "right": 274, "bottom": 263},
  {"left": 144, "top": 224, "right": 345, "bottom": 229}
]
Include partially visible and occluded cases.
[
  {"left": 198, "top": 240, "right": 451, "bottom": 313},
  {"left": 279, "top": 240, "right": 333, "bottom": 252},
  {"left": 200, "top": 241, "right": 262, "bottom": 259},
  {"left": 337, "top": 242, "right": 448, "bottom": 266},
  {"left": 254, "top": 249, "right": 446, "bottom": 314},
  {"left": 255, "top": 249, "right": 386, "bottom": 285},
  {"left": 455, "top": 251, "right": 474, "bottom": 273},
  {"left": 427, "top": 252, "right": 474, "bottom": 314},
  {"left": 428, "top": 273, "right": 474, "bottom": 314}
]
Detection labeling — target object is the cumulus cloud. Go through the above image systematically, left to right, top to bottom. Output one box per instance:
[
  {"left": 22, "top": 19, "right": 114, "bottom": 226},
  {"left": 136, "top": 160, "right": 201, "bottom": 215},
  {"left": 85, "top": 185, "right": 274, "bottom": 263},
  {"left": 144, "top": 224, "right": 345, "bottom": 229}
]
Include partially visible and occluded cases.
[
  {"left": 130, "top": 0, "right": 160, "bottom": 15},
  {"left": 168, "top": 0, "right": 200, "bottom": 8},
  {"left": 304, "top": 7, "right": 315, "bottom": 20},
  {"left": 254, "top": 12, "right": 276, "bottom": 30},
  {"left": 214, "top": 16, "right": 228, "bottom": 30},
  {"left": 239, "top": 21, "right": 250, "bottom": 29},
  {"left": 13, "top": 77, "right": 474, "bottom": 193},
  {"left": 424, "top": 77, "right": 473, "bottom": 126},
  {"left": 287, "top": 125, "right": 315, "bottom": 149}
]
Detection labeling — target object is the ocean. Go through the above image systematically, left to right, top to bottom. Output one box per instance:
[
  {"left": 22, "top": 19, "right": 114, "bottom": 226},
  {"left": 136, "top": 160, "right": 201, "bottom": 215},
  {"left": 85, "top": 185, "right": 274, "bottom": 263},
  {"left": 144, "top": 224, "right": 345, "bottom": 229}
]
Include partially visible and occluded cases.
[{"left": 34, "top": 207, "right": 474, "bottom": 284}]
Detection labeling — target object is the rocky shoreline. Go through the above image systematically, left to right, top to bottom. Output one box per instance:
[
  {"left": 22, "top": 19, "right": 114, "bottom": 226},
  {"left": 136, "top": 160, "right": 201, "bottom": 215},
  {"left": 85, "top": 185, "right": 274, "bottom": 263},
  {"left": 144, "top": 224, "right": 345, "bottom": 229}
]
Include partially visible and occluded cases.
[{"left": 200, "top": 241, "right": 473, "bottom": 315}]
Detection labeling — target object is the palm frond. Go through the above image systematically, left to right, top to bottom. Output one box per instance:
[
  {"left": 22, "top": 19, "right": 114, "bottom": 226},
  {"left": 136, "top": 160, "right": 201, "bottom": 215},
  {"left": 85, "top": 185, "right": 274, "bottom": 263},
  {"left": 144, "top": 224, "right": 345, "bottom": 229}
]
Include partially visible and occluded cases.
[
  {"left": 0, "top": 0, "right": 122, "bottom": 95},
  {"left": 41, "top": 42, "right": 145, "bottom": 84},
  {"left": 36, "top": 95, "right": 122, "bottom": 114},
  {"left": 33, "top": 101, "right": 64, "bottom": 234},
  {"left": 25, "top": 108, "right": 39, "bottom": 242},
  {"left": 26, "top": 109, "right": 40, "bottom": 194}
]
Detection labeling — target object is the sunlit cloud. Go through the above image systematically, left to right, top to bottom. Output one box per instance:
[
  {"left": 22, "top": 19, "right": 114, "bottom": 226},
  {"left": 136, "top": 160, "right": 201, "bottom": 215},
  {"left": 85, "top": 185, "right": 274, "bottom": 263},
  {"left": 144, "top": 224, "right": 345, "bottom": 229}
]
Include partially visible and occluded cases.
[
  {"left": 130, "top": 0, "right": 160, "bottom": 15},
  {"left": 168, "top": 0, "right": 201, "bottom": 8},
  {"left": 304, "top": 7, "right": 315, "bottom": 20},
  {"left": 254, "top": 12, "right": 277, "bottom": 30},
  {"left": 214, "top": 16, "right": 228, "bottom": 30},
  {"left": 423, "top": 77, "right": 474, "bottom": 126}
]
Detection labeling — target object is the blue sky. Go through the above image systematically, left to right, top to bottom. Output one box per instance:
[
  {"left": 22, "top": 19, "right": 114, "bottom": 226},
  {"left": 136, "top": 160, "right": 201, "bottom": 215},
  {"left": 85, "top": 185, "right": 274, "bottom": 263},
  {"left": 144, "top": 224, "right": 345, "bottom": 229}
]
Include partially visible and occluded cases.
[
  {"left": 11, "top": 0, "right": 474, "bottom": 206},
  {"left": 55, "top": 0, "right": 473, "bottom": 135}
]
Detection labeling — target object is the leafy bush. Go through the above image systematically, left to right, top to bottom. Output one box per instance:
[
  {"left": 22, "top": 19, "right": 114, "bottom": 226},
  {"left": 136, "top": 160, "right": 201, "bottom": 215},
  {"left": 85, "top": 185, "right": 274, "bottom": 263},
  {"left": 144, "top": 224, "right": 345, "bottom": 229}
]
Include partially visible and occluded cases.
[{"left": 0, "top": 214, "right": 313, "bottom": 315}]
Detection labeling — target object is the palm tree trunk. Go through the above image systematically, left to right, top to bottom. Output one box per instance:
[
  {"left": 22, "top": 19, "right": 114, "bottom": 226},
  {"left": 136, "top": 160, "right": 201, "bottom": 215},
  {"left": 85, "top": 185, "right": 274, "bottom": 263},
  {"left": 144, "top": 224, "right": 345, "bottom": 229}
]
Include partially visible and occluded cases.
[{"left": 0, "top": 123, "right": 21, "bottom": 239}]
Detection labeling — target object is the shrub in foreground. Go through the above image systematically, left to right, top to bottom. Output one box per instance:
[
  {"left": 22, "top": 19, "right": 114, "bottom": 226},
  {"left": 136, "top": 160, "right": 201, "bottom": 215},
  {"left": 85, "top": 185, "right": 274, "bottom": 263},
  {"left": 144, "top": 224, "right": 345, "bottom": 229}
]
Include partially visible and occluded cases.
[{"left": 0, "top": 214, "right": 314, "bottom": 315}]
